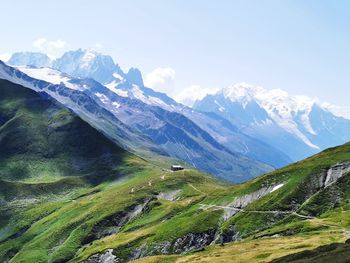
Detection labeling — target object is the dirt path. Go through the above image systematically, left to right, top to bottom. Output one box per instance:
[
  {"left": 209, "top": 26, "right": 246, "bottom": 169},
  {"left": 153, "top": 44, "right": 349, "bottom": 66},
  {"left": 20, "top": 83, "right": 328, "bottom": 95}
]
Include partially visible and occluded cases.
[
  {"left": 189, "top": 183, "right": 207, "bottom": 195},
  {"left": 199, "top": 204, "right": 317, "bottom": 220}
]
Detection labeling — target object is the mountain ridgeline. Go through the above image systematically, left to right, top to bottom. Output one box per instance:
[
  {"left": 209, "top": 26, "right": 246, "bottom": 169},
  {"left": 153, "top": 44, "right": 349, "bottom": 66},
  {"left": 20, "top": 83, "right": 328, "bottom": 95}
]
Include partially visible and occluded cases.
[
  {"left": 6, "top": 50, "right": 350, "bottom": 182},
  {"left": 2, "top": 53, "right": 281, "bottom": 182},
  {"left": 0, "top": 75, "right": 350, "bottom": 262},
  {"left": 0, "top": 78, "right": 133, "bottom": 187},
  {"left": 194, "top": 83, "right": 350, "bottom": 162}
]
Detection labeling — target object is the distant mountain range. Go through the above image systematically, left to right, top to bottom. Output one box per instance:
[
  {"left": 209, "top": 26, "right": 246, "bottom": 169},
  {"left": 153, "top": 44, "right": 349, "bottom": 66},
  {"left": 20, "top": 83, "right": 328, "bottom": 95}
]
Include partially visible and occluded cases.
[
  {"left": 3, "top": 49, "right": 350, "bottom": 181},
  {"left": 1, "top": 51, "right": 279, "bottom": 182},
  {"left": 1, "top": 77, "right": 350, "bottom": 261},
  {"left": 194, "top": 83, "right": 350, "bottom": 161}
]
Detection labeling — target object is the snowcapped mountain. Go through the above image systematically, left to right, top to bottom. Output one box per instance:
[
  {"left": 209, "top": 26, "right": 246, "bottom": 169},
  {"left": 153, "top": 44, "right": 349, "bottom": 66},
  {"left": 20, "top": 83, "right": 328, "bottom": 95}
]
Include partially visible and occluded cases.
[
  {"left": 4, "top": 49, "right": 308, "bottom": 178},
  {"left": 50, "top": 49, "right": 292, "bottom": 168},
  {"left": 52, "top": 49, "right": 122, "bottom": 84},
  {"left": 4, "top": 50, "right": 294, "bottom": 171},
  {"left": 8, "top": 52, "right": 52, "bottom": 68},
  {"left": 0, "top": 60, "right": 275, "bottom": 182},
  {"left": 0, "top": 61, "right": 160, "bottom": 157},
  {"left": 194, "top": 83, "right": 350, "bottom": 161}
]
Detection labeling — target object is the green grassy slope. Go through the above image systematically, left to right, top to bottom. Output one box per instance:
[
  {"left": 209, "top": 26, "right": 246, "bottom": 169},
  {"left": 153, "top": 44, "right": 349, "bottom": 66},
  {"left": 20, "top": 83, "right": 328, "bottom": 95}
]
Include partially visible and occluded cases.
[
  {"left": 1, "top": 78, "right": 350, "bottom": 263},
  {"left": 0, "top": 79, "right": 134, "bottom": 185},
  {"left": 0, "top": 79, "right": 145, "bottom": 261},
  {"left": 0, "top": 79, "right": 228, "bottom": 262},
  {"left": 2, "top": 142, "right": 350, "bottom": 262},
  {"left": 219, "top": 142, "right": 350, "bottom": 238},
  {"left": 131, "top": 143, "right": 350, "bottom": 263},
  {"left": 271, "top": 239, "right": 350, "bottom": 263}
]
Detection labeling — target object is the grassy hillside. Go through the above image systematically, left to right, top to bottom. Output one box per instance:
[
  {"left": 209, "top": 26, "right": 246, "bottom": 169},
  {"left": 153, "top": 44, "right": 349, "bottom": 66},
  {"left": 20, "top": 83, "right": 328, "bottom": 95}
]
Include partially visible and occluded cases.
[
  {"left": 1, "top": 78, "right": 350, "bottom": 262},
  {"left": 0, "top": 79, "right": 131, "bottom": 185}
]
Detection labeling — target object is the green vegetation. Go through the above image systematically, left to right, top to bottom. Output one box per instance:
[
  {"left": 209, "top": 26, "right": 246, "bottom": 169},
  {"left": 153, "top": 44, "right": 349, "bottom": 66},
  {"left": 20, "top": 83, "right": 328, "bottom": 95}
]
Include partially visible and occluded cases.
[
  {"left": 1, "top": 79, "right": 350, "bottom": 262},
  {"left": 271, "top": 239, "right": 350, "bottom": 263}
]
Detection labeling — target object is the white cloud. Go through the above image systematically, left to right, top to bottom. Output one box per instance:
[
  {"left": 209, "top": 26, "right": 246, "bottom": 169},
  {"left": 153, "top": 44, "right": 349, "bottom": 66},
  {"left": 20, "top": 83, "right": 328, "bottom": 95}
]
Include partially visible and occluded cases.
[
  {"left": 32, "top": 38, "right": 67, "bottom": 57},
  {"left": 33, "top": 38, "right": 66, "bottom": 50},
  {"left": 94, "top": 42, "right": 103, "bottom": 49},
  {"left": 0, "top": 53, "right": 11, "bottom": 62},
  {"left": 144, "top": 67, "right": 176, "bottom": 94},
  {"left": 175, "top": 85, "right": 219, "bottom": 107}
]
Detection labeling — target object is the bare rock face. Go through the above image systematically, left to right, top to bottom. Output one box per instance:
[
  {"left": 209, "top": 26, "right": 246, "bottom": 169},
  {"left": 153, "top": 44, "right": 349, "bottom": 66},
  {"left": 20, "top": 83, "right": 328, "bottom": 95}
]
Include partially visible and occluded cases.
[
  {"left": 324, "top": 163, "right": 350, "bottom": 187},
  {"left": 229, "top": 184, "right": 282, "bottom": 209},
  {"left": 157, "top": 190, "right": 181, "bottom": 201},
  {"left": 83, "top": 198, "right": 154, "bottom": 245},
  {"left": 220, "top": 226, "right": 241, "bottom": 243},
  {"left": 127, "top": 230, "right": 216, "bottom": 262},
  {"left": 173, "top": 230, "right": 216, "bottom": 253},
  {"left": 130, "top": 244, "right": 148, "bottom": 260},
  {"left": 83, "top": 249, "right": 117, "bottom": 263}
]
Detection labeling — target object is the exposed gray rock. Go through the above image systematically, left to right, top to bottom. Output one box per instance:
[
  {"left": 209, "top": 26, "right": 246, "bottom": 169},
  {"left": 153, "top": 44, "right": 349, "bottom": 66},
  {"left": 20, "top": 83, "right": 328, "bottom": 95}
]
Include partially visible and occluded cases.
[
  {"left": 324, "top": 163, "right": 350, "bottom": 187},
  {"left": 221, "top": 183, "right": 285, "bottom": 221},
  {"left": 229, "top": 185, "right": 277, "bottom": 208},
  {"left": 156, "top": 190, "right": 181, "bottom": 201},
  {"left": 83, "top": 198, "right": 153, "bottom": 244},
  {"left": 222, "top": 207, "right": 240, "bottom": 221},
  {"left": 220, "top": 226, "right": 241, "bottom": 243},
  {"left": 173, "top": 230, "right": 216, "bottom": 253},
  {"left": 128, "top": 231, "right": 215, "bottom": 261},
  {"left": 153, "top": 242, "right": 171, "bottom": 255},
  {"left": 129, "top": 244, "right": 147, "bottom": 260},
  {"left": 83, "top": 249, "right": 118, "bottom": 263},
  {"left": 100, "top": 249, "right": 117, "bottom": 263}
]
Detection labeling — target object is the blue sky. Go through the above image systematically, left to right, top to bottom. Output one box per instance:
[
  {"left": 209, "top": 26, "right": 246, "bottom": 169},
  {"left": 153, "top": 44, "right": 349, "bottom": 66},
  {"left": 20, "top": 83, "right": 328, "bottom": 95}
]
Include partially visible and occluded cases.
[{"left": 1, "top": 0, "right": 349, "bottom": 108}]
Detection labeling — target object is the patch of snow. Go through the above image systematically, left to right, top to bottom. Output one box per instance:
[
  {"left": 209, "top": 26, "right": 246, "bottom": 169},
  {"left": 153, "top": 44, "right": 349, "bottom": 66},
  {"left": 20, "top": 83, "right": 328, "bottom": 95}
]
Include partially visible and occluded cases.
[
  {"left": 81, "top": 49, "right": 96, "bottom": 69},
  {"left": 15, "top": 66, "right": 84, "bottom": 91},
  {"left": 112, "top": 72, "right": 124, "bottom": 80},
  {"left": 105, "top": 81, "right": 128, "bottom": 97},
  {"left": 219, "top": 83, "right": 320, "bottom": 149},
  {"left": 132, "top": 85, "right": 147, "bottom": 101},
  {"left": 174, "top": 85, "right": 219, "bottom": 107},
  {"left": 95, "top": 92, "right": 110, "bottom": 104},
  {"left": 148, "top": 96, "right": 171, "bottom": 109},
  {"left": 214, "top": 100, "right": 225, "bottom": 112},
  {"left": 112, "top": 102, "right": 120, "bottom": 108},
  {"left": 270, "top": 183, "right": 284, "bottom": 193}
]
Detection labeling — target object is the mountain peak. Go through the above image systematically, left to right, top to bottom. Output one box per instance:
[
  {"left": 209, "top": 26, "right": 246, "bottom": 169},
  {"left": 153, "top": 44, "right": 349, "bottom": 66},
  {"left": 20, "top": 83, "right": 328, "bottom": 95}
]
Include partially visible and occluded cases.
[
  {"left": 53, "top": 49, "right": 118, "bottom": 84},
  {"left": 78, "top": 49, "right": 99, "bottom": 68},
  {"left": 8, "top": 51, "right": 52, "bottom": 68},
  {"left": 125, "top": 67, "right": 144, "bottom": 87},
  {"left": 194, "top": 82, "right": 350, "bottom": 160},
  {"left": 220, "top": 82, "right": 317, "bottom": 113},
  {"left": 221, "top": 82, "right": 265, "bottom": 104}
]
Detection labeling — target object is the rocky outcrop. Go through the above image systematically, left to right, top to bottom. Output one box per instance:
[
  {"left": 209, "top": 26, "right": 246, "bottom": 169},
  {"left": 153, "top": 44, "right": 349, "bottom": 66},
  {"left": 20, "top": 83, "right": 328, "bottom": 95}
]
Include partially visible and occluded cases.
[
  {"left": 324, "top": 163, "right": 350, "bottom": 187},
  {"left": 229, "top": 184, "right": 281, "bottom": 209},
  {"left": 156, "top": 190, "right": 181, "bottom": 201},
  {"left": 82, "top": 198, "right": 153, "bottom": 244},
  {"left": 220, "top": 226, "right": 241, "bottom": 243},
  {"left": 85, "top": 229, "right": 217, "bottom": 263},
  {"left": 124, "top": 230, "right": 216, "bottom": 262},
  {"left": 172, "top": 230, "right": 216, "bottom": 253},
  {"left": 129, "top": 244, "right": 148, "bottom": 260},
  {"left": 83, "top": 249, "right": 117, "bottom": 263}
]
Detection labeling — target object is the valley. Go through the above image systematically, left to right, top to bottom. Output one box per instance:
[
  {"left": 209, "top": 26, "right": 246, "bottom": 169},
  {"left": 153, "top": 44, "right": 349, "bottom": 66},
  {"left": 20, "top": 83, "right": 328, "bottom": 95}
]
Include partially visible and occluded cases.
[
  {"left": 1, "top": 2, "right": 350, "bottom": 262},
  {"left": 0, "top": 75, "right": 350, "bottom": 262}
]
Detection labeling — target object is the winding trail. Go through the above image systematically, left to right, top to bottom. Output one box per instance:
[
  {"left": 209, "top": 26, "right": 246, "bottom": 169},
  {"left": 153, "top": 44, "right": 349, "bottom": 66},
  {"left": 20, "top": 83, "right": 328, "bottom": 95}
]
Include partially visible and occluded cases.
[
  {"left": 189, "top": 183, "right": 207, "bottom": 196},
  {"left": 199, "top": 204, "right": 316, "bottom": 220}
]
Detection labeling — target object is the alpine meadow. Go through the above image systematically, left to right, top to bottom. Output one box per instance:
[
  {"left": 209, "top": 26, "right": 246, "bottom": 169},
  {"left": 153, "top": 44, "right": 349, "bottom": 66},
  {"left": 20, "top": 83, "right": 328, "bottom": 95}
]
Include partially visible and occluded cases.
[{"left": 1, "top": 1, "right": 350, "bottom": 263}]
